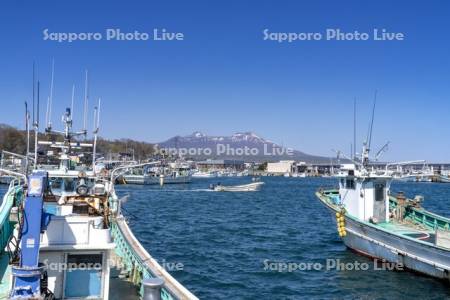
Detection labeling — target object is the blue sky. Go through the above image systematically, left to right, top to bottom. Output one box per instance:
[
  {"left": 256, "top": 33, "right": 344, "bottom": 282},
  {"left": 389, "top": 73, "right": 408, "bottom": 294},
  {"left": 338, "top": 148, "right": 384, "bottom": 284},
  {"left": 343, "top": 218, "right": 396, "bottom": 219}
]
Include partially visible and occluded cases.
[{"left": 0, "top": 1, "right": 449, "bottom": 162}]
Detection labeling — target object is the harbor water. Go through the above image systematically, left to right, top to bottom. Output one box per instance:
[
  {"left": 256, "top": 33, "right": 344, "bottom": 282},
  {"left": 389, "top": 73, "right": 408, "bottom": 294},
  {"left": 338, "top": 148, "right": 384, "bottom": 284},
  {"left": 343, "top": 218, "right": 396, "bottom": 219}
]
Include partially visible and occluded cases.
[{"left": 2, "top": 178, "right": 450, "bottom": 299}]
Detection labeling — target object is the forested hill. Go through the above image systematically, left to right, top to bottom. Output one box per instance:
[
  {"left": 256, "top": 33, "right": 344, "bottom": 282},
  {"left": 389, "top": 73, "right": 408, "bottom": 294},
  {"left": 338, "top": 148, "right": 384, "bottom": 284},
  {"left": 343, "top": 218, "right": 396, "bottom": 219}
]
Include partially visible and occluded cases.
[{"left": 0, "top": 124, "right": 155, "bottom": 160}]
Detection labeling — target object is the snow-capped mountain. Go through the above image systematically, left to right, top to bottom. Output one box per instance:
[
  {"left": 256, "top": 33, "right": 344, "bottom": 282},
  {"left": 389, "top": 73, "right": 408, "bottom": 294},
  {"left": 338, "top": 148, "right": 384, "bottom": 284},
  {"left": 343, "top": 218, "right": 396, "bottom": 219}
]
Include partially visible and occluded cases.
[{"left": 157, "top": 131, "right": 329, "bottom": 162}]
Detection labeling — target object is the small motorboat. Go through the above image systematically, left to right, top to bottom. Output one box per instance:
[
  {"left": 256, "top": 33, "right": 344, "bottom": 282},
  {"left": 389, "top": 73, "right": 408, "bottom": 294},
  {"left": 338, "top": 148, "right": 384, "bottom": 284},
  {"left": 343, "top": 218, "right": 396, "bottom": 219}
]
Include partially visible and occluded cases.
[{"left": 210, "top": 181, "right": 264, "bottom": 192}]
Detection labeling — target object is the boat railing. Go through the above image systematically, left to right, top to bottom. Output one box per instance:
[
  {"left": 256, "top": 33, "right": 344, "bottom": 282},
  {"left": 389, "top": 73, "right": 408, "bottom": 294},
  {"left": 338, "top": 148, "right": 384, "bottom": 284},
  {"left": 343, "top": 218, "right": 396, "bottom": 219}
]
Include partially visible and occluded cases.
[
  {"left": 0, "top": 168, "right": 27, "bottom": 186},
  {"left": 0, "top": 184, "right": 23, "bottom": 257},
  {"left": 389, "top": 195, "right": 450, "bottom": 231},
  {"left": 111, "top": 216, "right": 198, "bottom": 300}
]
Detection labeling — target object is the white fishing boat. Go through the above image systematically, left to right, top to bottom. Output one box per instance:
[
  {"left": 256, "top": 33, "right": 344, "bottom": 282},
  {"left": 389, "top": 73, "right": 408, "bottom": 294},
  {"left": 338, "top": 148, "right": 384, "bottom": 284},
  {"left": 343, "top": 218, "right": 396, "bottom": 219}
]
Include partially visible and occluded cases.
[
  {"left": 0, "top": 70, "right": 197, "bottom": 300},
  {"left": 316, "top": 101, "right": 450, "bottom": 281},
  {"left": 121, "top": 164, "right": 192, "bottom": 185},
  {"left": 192, "top": 170, "right": 218, "bottom": 178},
  {"left": 291, "top": 172, "right": 306, "bottom": 178},
  {"left": 396, "top": 173, "right": 433, "bottom": 182},
  {"left": 0, "top": 174, "right": 14, "bottom": 185},
  {"left": 439, "top": 175, "right": 450, "bottom": 183},
  {"left": 211, "top": 181, "right": 264, "bottom": 192}
]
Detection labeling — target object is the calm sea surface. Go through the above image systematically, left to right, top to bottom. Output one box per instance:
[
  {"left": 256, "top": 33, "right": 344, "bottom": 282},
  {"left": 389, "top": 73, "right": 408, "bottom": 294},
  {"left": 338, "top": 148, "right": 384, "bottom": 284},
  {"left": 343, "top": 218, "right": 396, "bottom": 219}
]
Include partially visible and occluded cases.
[{"left": 2, "top": 177, "right": 450, "bottom": 299}]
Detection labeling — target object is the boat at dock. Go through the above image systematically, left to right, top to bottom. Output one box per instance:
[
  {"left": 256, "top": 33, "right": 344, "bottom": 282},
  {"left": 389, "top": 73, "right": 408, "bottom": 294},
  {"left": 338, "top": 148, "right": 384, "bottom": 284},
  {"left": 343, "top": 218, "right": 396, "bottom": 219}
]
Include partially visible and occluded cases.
[
  {"left": 0, "top": 101, "right": 197, "bottom": 298},
  {"left": 316, "top": 143, "right": 450, "bottom": 280},
  {"left": 121, "top": 163, "right": 192, "bottom": 185},
  {"left": 192, "top": 170, "right": 218, "bottom": 178},
  {"left": 0, "top": 174, "right": 14, "bottom": 185},
  {"left": 439, "top": 175, "right": 450, "bottom": 183},
  {"left": 211, "top": 181, "right": 264, "bottom": 192}
]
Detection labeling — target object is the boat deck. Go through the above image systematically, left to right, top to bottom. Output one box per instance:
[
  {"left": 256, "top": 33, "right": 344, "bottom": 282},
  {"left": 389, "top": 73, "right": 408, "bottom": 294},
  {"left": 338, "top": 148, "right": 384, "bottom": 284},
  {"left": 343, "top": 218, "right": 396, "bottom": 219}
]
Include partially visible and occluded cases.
[
  {"left": 376, "top": 221, "right": 436, "bottom": 244},
  {"left": 0, "top": 255, "right": 11, "bottom": 299},
  {"left": 109, "top": 267, "right": 140, "bottom": 300}
]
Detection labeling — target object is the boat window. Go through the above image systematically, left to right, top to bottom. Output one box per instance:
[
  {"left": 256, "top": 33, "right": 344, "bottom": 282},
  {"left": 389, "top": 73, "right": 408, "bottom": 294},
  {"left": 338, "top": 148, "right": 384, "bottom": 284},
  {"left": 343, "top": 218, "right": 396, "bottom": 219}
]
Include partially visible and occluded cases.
[
  {"left": 49, "top": 177, "right": 63, "bottom": 190},
  {"left": 64, "top": 178, "right": 75, "bottom": 192},
  {"left": 346, "top": 179, "right": 355, "bottom": 189},
  {"left": 375, "top": 183, "right": 385, "bottom": 201},
  {"left": 67, "top": 254, "right": 102, "bottom": 268}
]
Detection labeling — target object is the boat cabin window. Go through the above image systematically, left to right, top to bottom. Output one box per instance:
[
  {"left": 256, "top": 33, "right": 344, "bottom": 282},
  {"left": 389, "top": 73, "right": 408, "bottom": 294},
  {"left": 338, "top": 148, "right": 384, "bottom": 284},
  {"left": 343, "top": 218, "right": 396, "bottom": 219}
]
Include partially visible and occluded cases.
[
  {"left": 49, "top": 177, "right": 94, "bottom": 196},
  {"left": 49, "top": 177, "right": 63, "bottom": 190},
  {"left": 64, "top": 178, "right": 75, "bottom": 192},
  {"left": 345, "top": 179, "right": 355, "bottom": 189},
  {"left": 375, "top": 183, "right": 385, "bottom": 201}
]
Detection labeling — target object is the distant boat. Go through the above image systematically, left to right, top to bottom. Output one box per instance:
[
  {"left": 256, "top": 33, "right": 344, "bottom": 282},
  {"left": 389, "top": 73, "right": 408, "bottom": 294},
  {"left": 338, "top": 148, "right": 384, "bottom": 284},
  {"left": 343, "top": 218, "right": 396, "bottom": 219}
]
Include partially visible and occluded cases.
[
  {"left": 394, "top": 165, "right": 434, "bottom": 182},
  {"left": 122, "top": 166, "right": 192, "bottom": 184},
  {"left": 192, "top": 170, "right": 218, "bottom": 178},
  {"left": 236, "top": 170, "right": 249, "bottom": 177},
  {"left": 292, "top": 173, "right": 306, "bottom": 178},
  {"left": 396, "top": 173, "right": 433, "bottom": 182},
  {"left": 0, "top": 174, "right": 14, "bottom": 185},
  {"left": 439, "top": 175, "right": 450, "bottom": 183},
  {"left": 211, "top": 181, "right": 264, "bottom": 192}
]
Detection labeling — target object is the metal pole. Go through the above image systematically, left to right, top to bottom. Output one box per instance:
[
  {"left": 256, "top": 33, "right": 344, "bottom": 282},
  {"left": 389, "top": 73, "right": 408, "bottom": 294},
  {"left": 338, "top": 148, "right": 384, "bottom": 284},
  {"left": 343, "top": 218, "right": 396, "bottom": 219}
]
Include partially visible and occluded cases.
[
  {"left": 34, "top": 81, "right": 40, "bottom": 170},
  {"left": 142, "top": 277, "right": 164, "bottom": 300}
]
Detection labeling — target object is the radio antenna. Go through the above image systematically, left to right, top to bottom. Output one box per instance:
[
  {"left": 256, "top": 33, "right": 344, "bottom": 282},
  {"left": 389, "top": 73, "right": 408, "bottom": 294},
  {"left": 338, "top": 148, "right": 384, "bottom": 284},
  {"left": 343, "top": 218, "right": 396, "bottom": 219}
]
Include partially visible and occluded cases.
[
  {"left": 47, "top": 59, "right": 55, "bottom": 130},
  {"left": 32, "top": 62, "right": 35, "bottom": 125},
  {"left": 83, "top": 70, "right": 89, "bottom": 137},
  {"left": 34, "top": 80, "right": 40, "bottom": 169},
  {"left": 71, "top": 84, "right": 75, "bottom": 120},
  {"left": 366, "top": 90, "right": 377, "bottom": 151},
  {"left": 92, "top": 98, "right": 101, "bottom": 171},
  {"left": 353, "top": 98, "right": 356, "bottom": 159},
  {"left": 25, "top": 102, "right": 30, "bottom": 172}
]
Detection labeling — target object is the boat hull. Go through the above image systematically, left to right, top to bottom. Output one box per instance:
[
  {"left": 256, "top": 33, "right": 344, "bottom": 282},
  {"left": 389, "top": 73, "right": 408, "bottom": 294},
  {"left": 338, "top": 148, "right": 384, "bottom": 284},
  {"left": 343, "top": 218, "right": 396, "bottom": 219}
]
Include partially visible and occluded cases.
[{"left": 214, "top": 182, "right": 264, "bottom": 192}]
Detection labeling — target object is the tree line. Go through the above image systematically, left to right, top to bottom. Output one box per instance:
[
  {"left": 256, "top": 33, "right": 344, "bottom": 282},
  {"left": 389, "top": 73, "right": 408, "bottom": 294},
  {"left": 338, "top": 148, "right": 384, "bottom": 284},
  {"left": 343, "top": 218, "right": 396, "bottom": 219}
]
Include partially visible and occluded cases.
[{"left": 0, "top": 124, "right": 155, "bottom": 161}]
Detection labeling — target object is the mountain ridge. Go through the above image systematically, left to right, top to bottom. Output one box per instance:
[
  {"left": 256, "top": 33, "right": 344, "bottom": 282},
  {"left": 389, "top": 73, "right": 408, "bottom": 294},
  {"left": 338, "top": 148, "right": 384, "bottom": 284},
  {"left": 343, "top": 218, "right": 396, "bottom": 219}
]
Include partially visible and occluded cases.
[{"left": 157, "top": 131, "right": 331, "bottom": 163}]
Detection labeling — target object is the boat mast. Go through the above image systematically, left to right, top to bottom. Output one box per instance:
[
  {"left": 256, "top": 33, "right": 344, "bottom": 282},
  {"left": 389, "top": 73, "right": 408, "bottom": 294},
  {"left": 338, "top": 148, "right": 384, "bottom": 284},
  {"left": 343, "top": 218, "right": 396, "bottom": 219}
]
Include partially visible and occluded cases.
[
  {"left": 48, "top": 59, "right": 55, "bottom": 131},
  {"left": 83, "top": 70, "right": 89, "bottom": 138},
  {"left": 34, "top": 81, "right": 40, "bottom": 169},
  {"left": 71, "top": 84, "right": 75, "bottom": 121},
  {"left": 362, "top": 91, "right": 377, "bottom": 167},
  {"left": 92, "top": 98, "right": 101, "bottom": 172},
  {"left": 353, "top": 98, "right": 356, "bottom": 160},
  {"left": 25, "top": 102, "right": 30, "bottom": 172}
]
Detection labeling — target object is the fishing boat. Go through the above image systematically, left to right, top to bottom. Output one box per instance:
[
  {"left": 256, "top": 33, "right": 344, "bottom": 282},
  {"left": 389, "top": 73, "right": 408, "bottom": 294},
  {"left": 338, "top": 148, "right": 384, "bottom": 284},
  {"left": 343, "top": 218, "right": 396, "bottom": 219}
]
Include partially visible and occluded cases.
[
  {"left": 0, "top": 71, "right": 197, "bottom": 299},
  {"left": 316, "top": 143, "right": 450, "bottom": 280},
  {"left": 121, "top": 164, "right": 192, "bottom": 185},
  {"left": 393, "top": 164, "right": 434, "bottom": 182},
  {"left": 191, "top": 170, "right": 218, "bottom": 178},
  {"left": 291, "top": 172, "right": 306, "bottom": 178},
  {"left": 396, "top": 172, "right": 433, "bottom": 182},
  {"left": 0, "top": 174, "right": 14, "bottom": 185},
  {"left": 439, "top": 175, "right": 450, "bottom": 183},
  {"left": 211, "top": 181, "right": 264, "bottom": 192}
]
